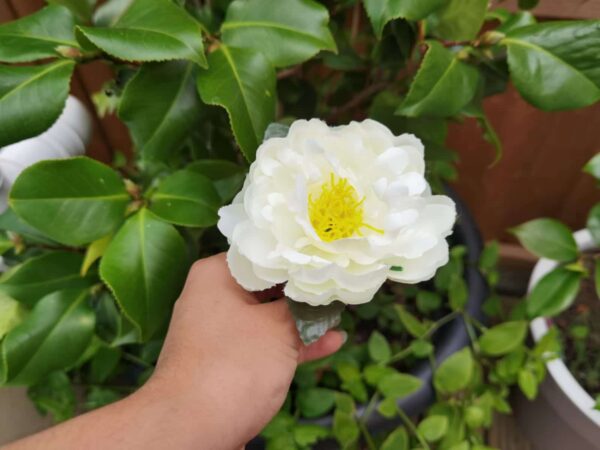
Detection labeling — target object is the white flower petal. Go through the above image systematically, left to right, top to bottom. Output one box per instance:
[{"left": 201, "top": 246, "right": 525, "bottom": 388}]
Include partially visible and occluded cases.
[{"left": 227, "top": 246, "right": 275, "bottom": 291}]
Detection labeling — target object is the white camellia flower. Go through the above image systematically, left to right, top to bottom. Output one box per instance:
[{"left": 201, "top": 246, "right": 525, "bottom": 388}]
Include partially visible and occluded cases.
[{"left": 218, "top": 119, "right": 456, "bottom": 306}]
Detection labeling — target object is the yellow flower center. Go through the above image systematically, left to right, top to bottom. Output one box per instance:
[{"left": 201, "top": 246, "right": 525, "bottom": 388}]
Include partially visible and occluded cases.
[{"left": 308, "top": 173, "right": 383, "bottom": 242}]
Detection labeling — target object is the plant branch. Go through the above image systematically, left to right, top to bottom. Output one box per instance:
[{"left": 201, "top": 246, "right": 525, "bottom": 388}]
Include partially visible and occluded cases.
[
  {"left": 326, "top": 81, "right": 388, "bottom": 122},
  {"left": 396, "top": 405, "right": 431, "bottom": 450}
]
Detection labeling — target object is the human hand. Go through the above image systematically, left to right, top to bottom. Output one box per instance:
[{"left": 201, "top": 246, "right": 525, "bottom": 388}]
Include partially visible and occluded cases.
[{"left": 144, "top": 253, "right": 346, "bottom": 449}]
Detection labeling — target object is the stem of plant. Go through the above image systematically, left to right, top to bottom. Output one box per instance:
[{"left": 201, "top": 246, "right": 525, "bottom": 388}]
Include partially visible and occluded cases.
[
  {"left": 424, "top": 311, "right": 461, "bottom": 338},
  {"left": 462, "top": 313, "right": 481, "bottom": 354},
  {"left": 122, "top": 352, "right": 152, "bottom": 368},
  {"left": 360, "top": 392, "right": 380, "bottom": 426},
  {"left": 396, "top": 405, "right": 431, "bottom": 450},
  {"left": 358, "top": 420, "right": 377, "bottom": 450}
]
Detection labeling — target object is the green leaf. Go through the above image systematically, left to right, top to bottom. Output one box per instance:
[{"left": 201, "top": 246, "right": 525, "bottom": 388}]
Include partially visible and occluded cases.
[
  {"left": 48, "top": 0, "right": 96, "bottom": 21},
  {"left": 78, "top": 0, "right": 206, "bottom": 66},
  {"left": 221, "top": 0, "right": 336, "bottom": 67},
  {"left": 363, "top": 0, "right": 445, "bottom": 39},
  {"left": 429, "top": 0, "right": 488, "bottom": 40},
  {"left": 518, "top": 0, "right": 539, "bottom": 9},
  {"left": 0, "top": 6, "right": 78, "bottom": 63},
  {"left": 496, "top": 11, "right": 537, "bottom": 34},
  {"left": 503, "top": 21, "right": 600, "bottom": 111},
  {"left": 397, "top": 41, "right": 479, "bottom": 118},
  {"left": 197, "top": 45, "right": 276, "bottom": 161},
  {"left": 0, "top": 60, "right": 75, "bottom": 148},
  {"left": 119, "top": 61, "right": 201, "bottom": 161},
  {"left": 584, "top": 154, "right": 600, "bottom": 180},
  {"left": 10, "top": 157, "right": 130, "bottom": 247},
  {"left": 187, "top": 159, "right": 246, "bottom": 203},
  {"left": 149, "top": 170, "right": 221, "bottom": 227},
  {"left": 587, "top": 203, "right": 600, "bottom": 246},
  {"left": 0, "top": 208, "right": 56, "bottom": 245},
  {"left": 99, "top": 209, "right": 188, "bottom": 341},
  {"left": 510, "top": 218, "right": 578, "bottom": 262},
  {"left": 81, "top": 234, "right": 113, "bottom": 276},
  {"left": 479, "top": 241, "right": 499, "bottom": 272},
  {"left": 0, "top": 252, "right": 93, "bottom": 307},
  {"left": 527, "top": 266, "right": 583, "bottom": 318},
  {"left": 449, "top": 275, "right": 468, "bottom": 311},
  {"left": 1, "top": 289, "right": 95, "bottom": 385},
  {"left": 416, "top": 290, "right": 442, "bottom": 314},
  {"left": 0, "top": 293, "right": 27, "bottom": 339},
  {"left": 287, "top": 300, "right": 344, "bottom": 345},
  {"left": 395, "top": 305, "right": 426, "bottom": 337},
  {"left": 479, "top": 321, "right": 528, "bottom": 356},
  {"left": 367, "top": 331, "right": 392, "bottom": 364},
  {"left": 410, "top": 339, "right": 434, "bottom": 358},
  {"left": 89, "top": 345, "right": 121, "bottom": 384},
  {"left": 434, "top": 347, "right": 474, "bottom": 394},
  {"left": 363, "top": 364, "right": 396, "bottom": 386},
  {"left": 518, "top": 368, "right": 538, "bottom": 400},
  {"left": 28, "top": 371, "right": 76, "bottom": 422},
  {"left": 378, "top": 372, "right": 423, "bottom": 399},
  {"left": 84, "top": 386, "right": 122, "bottom": 411},
  {"left": 297, "top": 387, "right": 336, "bottom": 418},
  {"left": 333, "top": 396, "right": 359, "bottom": 449},
  {"left": 377, "top": 397, "right": 397, "bottom": 418},
  {"left": 418, "top": 415, "right": 449, "bottom": 442},
  {"left": 293, "top": 424, "right": 329, "bottom": 447},
  {"left": 381, "top": 427, "right": 409, "bottom": 450}
]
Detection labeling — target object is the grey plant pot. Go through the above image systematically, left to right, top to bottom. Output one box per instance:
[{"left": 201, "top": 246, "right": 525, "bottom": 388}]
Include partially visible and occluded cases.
[
  {"left": 515, "top": 229, "right": 600, "bottom": 450},
  {"left": 0, "top": 387, "right": 53, "bottom": 446}
]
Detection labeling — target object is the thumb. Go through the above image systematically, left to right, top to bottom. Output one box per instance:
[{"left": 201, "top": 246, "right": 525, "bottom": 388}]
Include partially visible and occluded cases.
[{"left": 299, "top": 330, "right": 347, "bottom": 363}]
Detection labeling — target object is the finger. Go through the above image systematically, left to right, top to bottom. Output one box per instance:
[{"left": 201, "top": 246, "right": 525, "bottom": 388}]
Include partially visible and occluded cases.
[
  {"left": 182, "top": 253, "right": 259, "bottom": 305},
  {"left": 299, "top": 330, "right": 347, "bottom": 363}
]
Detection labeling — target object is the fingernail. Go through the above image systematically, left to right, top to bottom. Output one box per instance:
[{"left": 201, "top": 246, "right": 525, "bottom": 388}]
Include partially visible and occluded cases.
[{"left": 340, "top": 331, "right": 348, "bottom": 344}]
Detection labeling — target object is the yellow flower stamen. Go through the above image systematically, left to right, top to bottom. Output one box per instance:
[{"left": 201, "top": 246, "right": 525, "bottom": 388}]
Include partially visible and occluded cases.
[{"left": 308, "top": 173, "right": 383, "bottom": 242}]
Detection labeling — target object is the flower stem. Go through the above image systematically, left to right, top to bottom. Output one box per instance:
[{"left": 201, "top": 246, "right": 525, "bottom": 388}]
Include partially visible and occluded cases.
[{"left": 396, "top": 405, "right": 431, "bottom": 450}]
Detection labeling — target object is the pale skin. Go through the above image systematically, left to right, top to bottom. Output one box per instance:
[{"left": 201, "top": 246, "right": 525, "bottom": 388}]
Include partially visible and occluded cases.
[{"left": 6, "top": 254, "right": 345, "bottom": 450}]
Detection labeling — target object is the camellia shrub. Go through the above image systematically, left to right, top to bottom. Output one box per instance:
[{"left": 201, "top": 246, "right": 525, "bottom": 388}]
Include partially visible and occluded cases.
[{"left": 0, "top": 0, "right": 599, "bottom": 448}]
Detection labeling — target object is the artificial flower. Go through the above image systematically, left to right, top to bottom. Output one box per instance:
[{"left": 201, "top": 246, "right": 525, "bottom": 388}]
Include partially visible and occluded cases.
[{"left": 218, "top": 119, "right": 456, "bottom": 306}]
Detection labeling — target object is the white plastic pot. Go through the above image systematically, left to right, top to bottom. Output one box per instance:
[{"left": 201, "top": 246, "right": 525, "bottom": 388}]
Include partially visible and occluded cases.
[
  {"left": 0, "top": 96, "right": 92, "bottom": 211},
  {"left": 0, "top": 96, "right": 92, "bottom": 446},
  {"left": 515, "top": 229, "right": 600, "bottom": 449}
]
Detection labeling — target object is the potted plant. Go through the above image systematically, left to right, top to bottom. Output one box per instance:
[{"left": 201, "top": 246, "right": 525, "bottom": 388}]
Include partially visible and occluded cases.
[
  {"left": 0, "top": 0, "right": 598, "bottom": 448},
  {"left": 512, "top": 155, "right": 600, "bottom": 450}
]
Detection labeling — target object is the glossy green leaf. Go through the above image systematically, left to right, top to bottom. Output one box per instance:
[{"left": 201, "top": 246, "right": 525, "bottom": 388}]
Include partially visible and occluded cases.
[
  {"left": 48, "top": 0, "right": 96, "bottom": 21},
  {"left": 78, "top": 0, "right": 206, "bottom": 66},
  {"left": 221, "top": 0, "right": 336, "bottom": 67},
  {"left": 364, "top": 0, "right": 445, "bottom": 38},
  {"left": 429, "top": 0, "right": 488, "bottom": 40},
  {"left": 0, "top": 6, "right": 78, "bottom": 63},
  {"left": 496, "top": 11, "right": 537, "bottom": 34},
  {"left": 503, "top": 21, "right": 600, "bottom": 111},
  {"left": 397, "top": 41, "right": 479, "bottom": 118},
  {"left": 197, "top": 45, "right": 276, "bottom": 161},
  {"left": 0, "top": 60, "right": 75, "bottom": 148},
  {"left": 119, "top": 61, "right": 201, "bottom": 161},
  {"left": 584, "top": 154, "right": 600, "bottom": 180},
  {"left": 10, "top": 157, "right": 130, "bottom": 247},
  {"left": 187, "top": 159, "right": 246, "bottom": 202},
  {"left": 149, "top": 169, "right": 221, "bottom": 227},
  {"left": 0, "top": 208, "right": 56, "bottom": 245},
  {"left": 99, "top": 209, "right": 188, "bottom": 341},
  {"left": 511, "top": 218, "right": 577, "bottom": 262},
  {"left": 81, "top": 234, "right": 113, "bottom": 276},
  {"left": 0, "top": 252, "right": 93, "bottom": 307},
  {"left": 527, "top": 266, "right": 583, "bottom": 318},
  {"left": 1, "top": 289, "right": 95, "bottom": 385},
  {"left": 0, "top": 293, "right": 27, "bottom": 340},
  {"left": 479, "top": 321, "right": 528, "bottom": 356},
  {"left": 367, "top": 331, "right": 391, "bottom": 364},
  {"left": 89, "top": 345, "right": 121, "bottom": 384},
  {"left": 434, "top": 347, "right": 474, "bottom": 394},
  {"left": 28, "top": 371, "right": 76, "bottom": 422},
  {"left": 378, "top": 372, "right": 423, "bottom": 399},
  {"left": 84, "top": 386, "right": 122, "bottom": 411},
  {"left": 297, "top": 387, "right": 336, "bottom": 418},
  {"left": 418, "top": 415, "right": 449, "bottom": 442},
  {"left": 381, "top": 427, "right": 409, "bottom": 450}
]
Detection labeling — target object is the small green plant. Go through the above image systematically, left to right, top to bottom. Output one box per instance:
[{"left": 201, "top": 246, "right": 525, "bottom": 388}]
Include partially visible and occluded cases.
[{"left": 0, "top": 0, "right": 597, "bottom": 448}]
